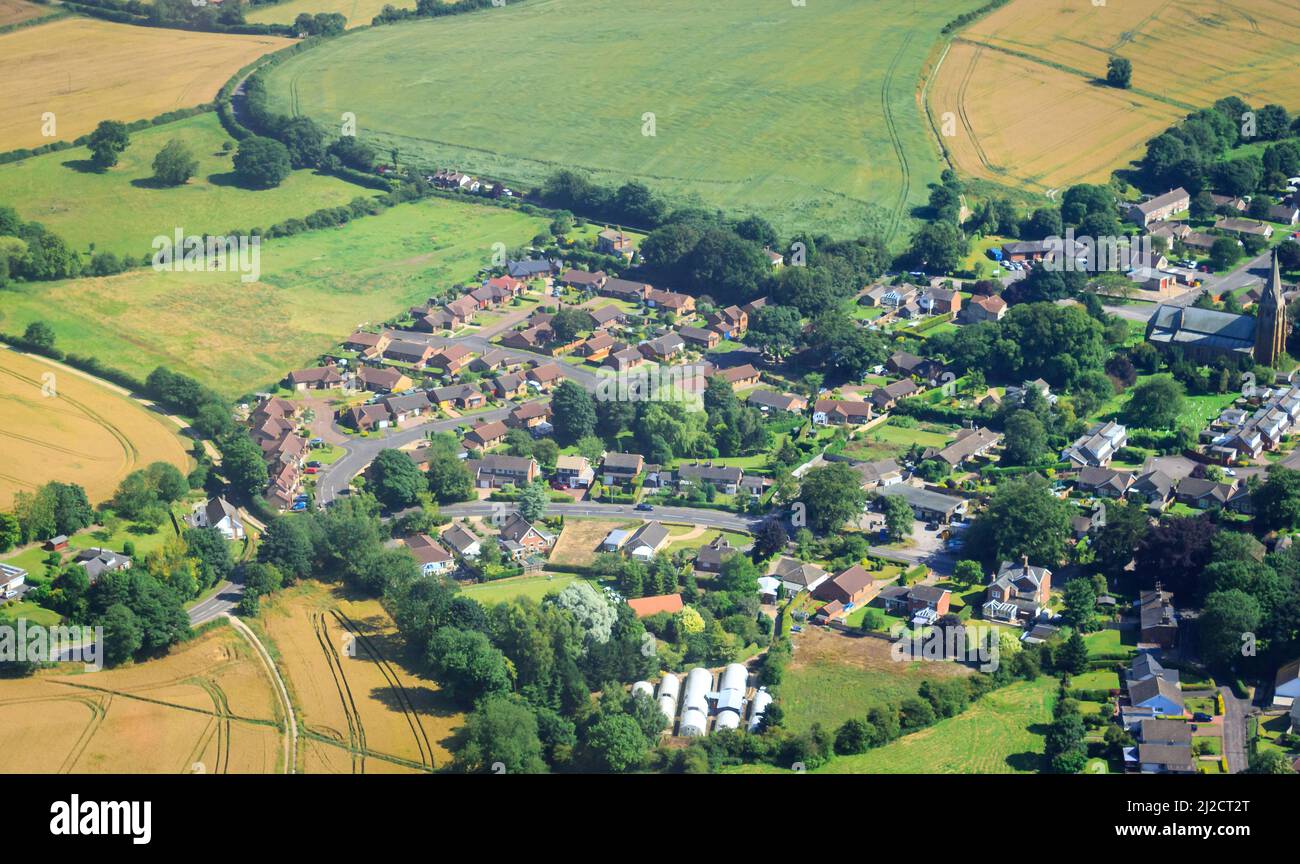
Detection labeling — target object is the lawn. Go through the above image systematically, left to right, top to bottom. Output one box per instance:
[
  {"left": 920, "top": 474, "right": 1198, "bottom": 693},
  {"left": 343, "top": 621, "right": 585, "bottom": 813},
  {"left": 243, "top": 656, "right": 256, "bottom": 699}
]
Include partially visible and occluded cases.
[
  {"left": 262, "top": 0, "right": 984, "bottom": 240},
  {"left": 0, "top": 112, "right": 371, "bottom": 256},
  {"left": 1, "top": 196, "right": 547, "bottom": 399},
  {"left": 1090, "top": 373, "right": 1238, "bottom": 433},
  {"left": 841, "top": 419, "right": 957, "bottom": 462},
  {"left": 459, "top": 572, "right": 579, "bottom": 605},
  {"left": 777, "top": 626, "right": 972, "bottom": 734},
  {"left": 1083, "top": 628, "right": 1132, "bottom": 659},
  {"left": 1071, "top": 669, "right": 1120, "bottom": 691}
]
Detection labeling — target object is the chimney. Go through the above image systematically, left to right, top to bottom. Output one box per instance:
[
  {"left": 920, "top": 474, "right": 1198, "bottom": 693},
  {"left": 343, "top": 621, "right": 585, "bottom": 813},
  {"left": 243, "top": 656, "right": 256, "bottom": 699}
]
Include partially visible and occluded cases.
[{"left": 1021, "top": 554, "right": 1029, "bottom": 574}]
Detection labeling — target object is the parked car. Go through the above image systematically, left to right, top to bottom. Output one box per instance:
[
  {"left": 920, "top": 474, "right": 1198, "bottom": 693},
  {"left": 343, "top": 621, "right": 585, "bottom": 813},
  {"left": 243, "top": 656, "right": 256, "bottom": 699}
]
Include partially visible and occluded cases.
[
  {"left": 306, "top": 460, "right": 322, "bottom": 468},
  {"left": 304, "top": 466, "right": 318, "bottom": 474},
  {"left": 1192, "top": 712, "right": 1213, "bottom": 723}
]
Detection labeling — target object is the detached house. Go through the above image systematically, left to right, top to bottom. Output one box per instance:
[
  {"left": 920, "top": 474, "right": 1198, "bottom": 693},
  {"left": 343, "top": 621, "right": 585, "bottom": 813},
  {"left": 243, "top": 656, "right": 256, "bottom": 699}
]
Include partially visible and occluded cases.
[
  {"left": 705, "top": 305, "right": 747, "bottom": 339},
  {"left": 639, "top": 333, "right": 685, "bottom": 362},
  {"left": 384, "top": 340, "right": 436, "bottom": 368},
  {"left": 718, "top": 364, "right": 760, "bottom": 390},
  {"left": 286, "top": 365, "right": 343, "bottom": 391},
  {"left": 357, "top": 365, "right": 412, "bottom": 395},
  {"left": 869, "top": 379, "right": 919, "bottom": 411},
  {"left": 748, "top": 389, "right": 807, "bottom": 415},
  {"left": 812, "top": 399, "right": 874, "bottom": 425},
  {"left": 464, "top": 419, "right": 509, "bottom": 450},
  {"left": 1063, "top": 420, "right": 1127, "bottom": 467},
  {"left": 600, "top": 452, "right": 644, "bottom": 485},
  {"left": 554, "top": 454, "right": 594, "bottom": 488},
  {"left": 468, "top": 455, "right": 539, "bottom": 488},
  {"left": 676, "top": 462, "right": 743, "bottom": 495},
  {"left": 189, "top": 496, "right": 245, "bottom": 541},
  {"left": 498, "top": 512, "right": 555, "bottom": 555},
  {"left": 404, "top": 534, "right": 455, "bottom": 576},
  {"left": 982, "top": 557, "right": 1052, "bottom": 625}
]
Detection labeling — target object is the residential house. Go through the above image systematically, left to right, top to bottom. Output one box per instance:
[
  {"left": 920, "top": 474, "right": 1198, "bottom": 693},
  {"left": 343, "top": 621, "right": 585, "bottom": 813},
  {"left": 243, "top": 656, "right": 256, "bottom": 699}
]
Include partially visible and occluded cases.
[
  {"left": 1128, "top": 188, "right": 1190, "bottom": 227},
  {"left": 1267, "top": 204, "right": 1300, "bottom": 225},
  {"left": 1214, "top": 217, "right": 1273, "bottom": 239},
  {"left": 597, "top": 228, "right": 635, "bottom": 259},
  {"left": 507, "top": 258, "right": 560, "bottom": 280},
  {"left": 560, "top": 269, "right": 607, "bottom": 292},
  {"left": 600, "top": 277, "right": 653, "bottom": 302},
  {"left": 920, "top": 286, "right": 962, "bottom": 315},
  {"left": 645, "top": 288, "right": 695, "bottom": 314},
  {"left": 963, "top": 294, "right": 1007, "bottom": 323},
  {"left": 587, "top": 305, "right": 627, "bottom": 330},
  {"left": 705, "top": 305, "right": 748, "bottom": 339},
  {"left": 678, "top": 325, "right": 720, "bottom": 350},
  {"left": 344, "top": 331, "right": 391, "bottom": 354},
  {"left": 576, "top": 332, "right": 617, "bottom": 360},
  {"left": 639, "top": 333, "right": 685, "bottom": 362},
  {"left": 384, "top": 340, "right": 436, "bottom": 368},
  {"left": 429, "top": 344, "right": 474, "bottom": 375},
  {"left": 603, "top": 346, "right": 647, "bottom": 372},
  {"left": 470, "top": 349, "right": 516, "bottom": 374},
  {"left": 886, "top": 351, "right": 945, "bottom": 382},
  {"left": 527, "top": 363, "right": 565, "bottom": 392},
  {"left": 717, "top": 364, "right": 760, "bottom": 390},
  {"left": 286, "top": 365, "right": 342, "bottom": 390},
  {"left": 357, "top": 365, "right": 412, "bottom": 395},
  {"left": 493, "top": 371, "right": 530, "bottom": 400},
  {"left": 869, "top": 379, "right": 919, "bottom": 411},
  {"left": 430, "top": 383, "right": 485, "bottom": 411},
  {"left": 747, "top": 389, "right": 807, "bottom": 415},
  {"left": 384, "top": 392, "right": 433, "bottom": 425},
  {"left": 812, "top": 399, "right": 874, "bottom": 425},
  {"left": 509, "top": 400, "right": 552, "bottom": 430},
  {"left": 345, "top": 403, "right": 391, "bottom": 432},
  {"left": 464, "top": 419, "right": 509, "bottom": 450},
  {"left": 1063, "top": 421, "right": 1127, "bottom": 468},
  {"left": 928, "top": 426, "right": 1001, "bottom": 469},
  {"left": 600, "top": 452, "right": 644, "bottom": 485},
  {"left": 469, "top": 455, "right": 539, "bottom": 488},
  {"left": 554, "top": 455, "right": 593, "bottom": 488},
  {"left": 852, "top": 458, "right": 903, "bottom": 490},
  {"left": 676, "top": 462, "right": 743, "bottom": 495},
  {"left": 1074, "top": 466, "right": 1134, "bottom": 498},
  {"left": 1128, "top": 469, "right": 1175, "bottom": 511},
  {"left": 1174, "top": 476, "right": 1238, "bottom": 509},
  {"left": 877, "top": 483, "right": 967, "bottom": 524},
  {"left": 189, "top": 496, "right": 245, "bottom": 540},
  {"left": 498, "top": 512, "right": 555, "bottom": 554},
  {"left": 621, "top": 521, "right": 670, "bottom": 561},
  {"left": 441, "top": 522, "right": 482, "bottom": 559},
  {"left": 404, "top": 534, "right": 455, "bottom": 576},
  {"left": 693, "top": 536, "right": 737, "bottom": 575},
  {"left": 75, "top": 548, "right": 132, "bottom": 584},
  {"left": 982, "top": 556, "right": 1052, "bottom": 625},
  {"left": 771, "top": 557, "right": 829, "bottom": 596},
  {"left": 0, "top": 563, "right": 25, "bottom": 597},
  {"left": 814, "top": 564, "right": 894, "bottom": 607},
  {"left": 880, "top": 584, "right": 951, "bottom": 626},
  {"left": 1137, "top": 588, "right": 1178, "bottom": 648},
  {"left": 627, "top": 593, "right": 685, "bottom": 619},
  {"left": 1126, "top": 653, "right": 1184, "bottom": 718},
  {"left": 1274, "top": 659, "right": 1300, "bottom": 706},
  {"left": 1134, "top": 718, "right": 1195, "bottom": 774}
]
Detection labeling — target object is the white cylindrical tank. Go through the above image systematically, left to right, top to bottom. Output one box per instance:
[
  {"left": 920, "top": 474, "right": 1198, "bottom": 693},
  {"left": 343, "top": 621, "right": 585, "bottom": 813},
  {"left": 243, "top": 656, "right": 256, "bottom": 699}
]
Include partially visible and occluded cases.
[
  {"left": 720, "top": 663, "right": 748, "bottom": 694},
  {"left": 679, "top": 667, "right": 712, "bottom": 735},
  {"left": 655, "top": 673, "right": 680, "bottom": 725},
  {"left": 632, "top": 680, "right": 654, "bottom": 700},
  {"left": 747, "top": 687, "right": 773, "bottom": 731},
  {"left": 679, "top": 707, "right": 709, "bottom": 737},
  {"left": 714, "top": 710, "right": 741, "bottom": 731}
]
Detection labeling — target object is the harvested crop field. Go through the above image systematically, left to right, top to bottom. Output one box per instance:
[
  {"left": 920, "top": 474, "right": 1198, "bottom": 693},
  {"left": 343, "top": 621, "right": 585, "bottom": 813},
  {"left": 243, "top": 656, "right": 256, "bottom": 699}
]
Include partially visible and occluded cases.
[
  {"left": 246, "top": 0, "right": 413, "bottom": 28},
  {"left": 930, "top": 0, "right": 1300, "bottom": 191},
  {"left": 0, "top": 18, "right": 291, "bottom": 151},
  {"left": 0, "top": 349, "right": 190, "bottom": 508},
  {"left": 258, "top": 582, "right": 462, "bottom": 773},
  {"left": 0, "top": 626, "right": 284, "bottom": 774}
]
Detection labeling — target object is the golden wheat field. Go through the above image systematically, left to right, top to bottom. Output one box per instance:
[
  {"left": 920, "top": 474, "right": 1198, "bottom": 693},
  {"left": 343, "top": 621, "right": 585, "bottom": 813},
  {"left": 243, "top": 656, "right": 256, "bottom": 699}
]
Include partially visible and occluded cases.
[
  {"left": 930, "top": 0, "right": 1300, "bottom": 191},
  {"left": 0, "top": 18, "right": 290, "bottom": 150},
  {"left": 0, "top": 350, "right": 190, "bottom": 508},
  {"left": 258, "top": 582, "right": 463, "bottom": 773},
  {"left": 0, "top": 627, "right": 284, "bottom": 774}
]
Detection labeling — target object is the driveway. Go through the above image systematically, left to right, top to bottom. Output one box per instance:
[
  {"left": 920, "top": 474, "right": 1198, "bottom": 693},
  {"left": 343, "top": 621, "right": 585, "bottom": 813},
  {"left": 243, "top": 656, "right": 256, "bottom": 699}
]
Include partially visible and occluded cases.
[{"left": 1218, "top": 684, "right": 1250, "bottom": 774}]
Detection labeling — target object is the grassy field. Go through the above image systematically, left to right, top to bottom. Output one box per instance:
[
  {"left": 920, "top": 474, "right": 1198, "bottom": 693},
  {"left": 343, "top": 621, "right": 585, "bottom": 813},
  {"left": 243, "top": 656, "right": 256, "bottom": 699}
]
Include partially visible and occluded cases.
[
  {"left": 246, "top": 0, "right": 414, "bottom": 28},
  {"left": 262, "top": 0, "right": 983, "bottom": 240},
  {"left": 930, "top": 0, "right": 1300, "bottom": 192},
  {"left": 0, "top": 18, "right": 290, "bottom": 151},
  {"left": 0, "top": 112, "right": 371, "bottom": 257},
  {"left": 1, "top": 196, "right": 547, "bottom": 399},
  {"left": 0, "top": 349, "right": 191, "bottom": 507},
  {"left": 841, "top": 419, "right": 957, "bottom": 462},
  {"left": 460, "top": 572, "right": 579, "bottom": 605},
  {"left": 258, "top": 581, "right": 462, "bottom": 772},
  {"left": 0, "top": 625, "right": 284, "bottom": 773},
  {"left": 778, "top": 627, "right": 972, "bottom": 734}
]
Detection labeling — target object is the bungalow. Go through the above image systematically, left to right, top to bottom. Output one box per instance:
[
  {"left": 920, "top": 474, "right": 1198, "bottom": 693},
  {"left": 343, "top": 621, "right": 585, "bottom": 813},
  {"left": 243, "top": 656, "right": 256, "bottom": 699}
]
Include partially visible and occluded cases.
[
  {"left": 1128, "top": 188, "right": 1190, "bottom": 228},
  {"left": 1210, "top": 194, "right": 1248, "bottom": 213},
  {"left": 1267, "top": 204, "right": 1300, "bottom": 225},
  {"left": 1214, "top": 217, "right": 1273, "bottom": 239},
  {"left": 1181, "top": 231, "right": 1218, "bottom": 252},
  {"left": 1000, "top": 240, "right": 1055, "bottom": 262},
  {"left": 507, "top": 258, "right": 560, "bottom": 280},
  {"left": 560, "top": 269, "right": 607, "bottom": 292},
  {"left": 600, "top": 278, "right": 653, "bottom": 302},
  {"left": 645, "top": 288, "right": 695, "bottom": 314},
  {"left": 963, "top": 294, "right": 1007, "bottom": 323},
  {"left": 445, "top": 295, "right": 480, "bottom": 322},
  {"left": 587, "top": 305, "right": 627, "bottom": 330},
  {"left": 498, "top": 324, "right": 552, "bottom": 352},
  {"left": 678, "top": 325, "right": 720, "bottom": 350},
  {"left": 344, "top": 331, "right": 391, "bottom": 354},
  {"left": 576, "top": 332, "right": 617, "bottom": 360},
  {"left": 639, "top": 333, "right": 685, "bottom": 362},
  {"left": 384, "top": 340, "right": 436, "bottom": 368},
  {"left": 429, "top": 344, "right": 474, "bottom": 375},
  {"left": 604, "top": 346, "right": 647, "bottom": 372},
  {"left": 886, "top": 350, "right": 943, "bottom": 380},
  {"left": 526, "top": 363, "right": 565, "bottom": 391},
  {"left": 718, "top": 364, "right": 760, "bottom": 390},
  {"left": 287, "top": 365, "right": 343, "bottom": 391},
  {"left": 357, "top": 365, "right": 412, "bottom": 395},
  {"left": 494, "top": 371, "right": 530, "bottom": 400},
  {"left": 869, "top": 379, "right": 919, "bottom": 411},
  {"left": 430, "top": 383, "right": 485, "bottom": 411},
  {"left": 747, "top": 389, "right": 807, "bottom": 415},
  {"left": 384, "top": 392, "right": 433, "bottom": 424},
  {"left": 813, "top": 399, "right": 874, "bottom": 425},
  {"left": 509, "top": 400, "right": 552, "bottom": 430},
  {"left": 345, "top": 403, "right": 391, "bottom": 432},
  {"left": 464, "top": 419, "right": 509, "bottom": 450},
  {"left": 1063, "top": 420, "right": 1127, "bottom": 468},
  {"left": 929, "top": 426, "right": 1001, "bottom": 469},
  {"left": 600, "top": 452, "right": 644, "bottom": 484},
  {"left": 469, "top": 454, "right": 539, "bottom": 488},
  {"left": 554, "top": 454, "right": 594, "bottom": 488},
  {"left": 853, "top": 458, "right": 903, "bottom": 490},
  {"left": 676, "top": 463, "right": 743, "bottom": 495},
  {"left": 1074, "top": 466, "right": 1134, "bottom": 498},
  {"left": 1128, "top": 468, "right": 1175, "bottom": 511},
  {"left": 739, "top": 475, "right": 771, "bottom": 501},
  {"left": 1174, "top": 476, "right": 1237, "bottom": 509},
  {"left": 877, "top": 483, "right": 967, "bottom": 524},
  {"left": 189, "top": 496, "right": 245, "bottom": 540},
  {"left": 498, "top": 512, "right": 555, "bottom": 554},
  {"left": 621, "top": 521, "right": 670, "bottom": 561},
  {"left": 441, "top": 522, "right": 482, "bottom": 559},
  {"left": 404, "top": 534, "right": 455, "bottom": 576},
  {"left": 693, "top": 536, "right": 737, "bottom": 575},
  {"left": 75, "top": 547, "right": 132, "bottom": 584},
  {"left": 771, "top": 557, "right": 829, "bottom": 596},
  {"left": 0, "top": 563, "right": 25, "bottom": 597},
  {"left": 814, "top": 564, "right": 893, "bottom": 607},
  {"left": 880, "top": 584, "right": 951, "bottom": 621},
  {"left": 627, "top": 593, "right": 685, "bottom": 619},
  {"left": 1274, "top": 658, "right": 1300, "bottom": 706},
  {"left": 1134, "top": 719, "right": 1195, "bottom": 774}
]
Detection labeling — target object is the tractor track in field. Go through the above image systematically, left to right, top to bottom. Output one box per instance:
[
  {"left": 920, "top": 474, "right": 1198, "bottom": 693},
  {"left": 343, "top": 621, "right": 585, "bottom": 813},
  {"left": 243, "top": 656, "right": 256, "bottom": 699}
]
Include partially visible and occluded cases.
[
  {"left": 879, "top": 30, "right": 915, "bottom": 243},
  {"left": 956, "top": 43, "right": 994, "bottom": 175},
  {"left": 332, "top": 609, "right": 434, "bottom": 770},
  {"left": 312, "top": 610, "right": 367, "bottom": 773}
]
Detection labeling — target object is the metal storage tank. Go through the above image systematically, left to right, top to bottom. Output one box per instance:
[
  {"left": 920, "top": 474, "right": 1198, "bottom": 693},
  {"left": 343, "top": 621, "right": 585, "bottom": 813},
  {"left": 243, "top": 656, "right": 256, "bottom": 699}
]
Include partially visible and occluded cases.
[
  {"left": 720, "top": 663, "right": 748, "bottom": 694},
  {"left": 679, "top": 667, "right": 713, "bottom": 736},
  {"left": 656, "top": 673, "right": 680, "bottom": 725},
  {"left": 631, "top": 680, "right": 654, "bottom": 700},
  {"left": 747, "top": 687, "right": 773, "bottom": 731},
  {"left": 714, "top": 709, "right": 741, "bottom": 731}
]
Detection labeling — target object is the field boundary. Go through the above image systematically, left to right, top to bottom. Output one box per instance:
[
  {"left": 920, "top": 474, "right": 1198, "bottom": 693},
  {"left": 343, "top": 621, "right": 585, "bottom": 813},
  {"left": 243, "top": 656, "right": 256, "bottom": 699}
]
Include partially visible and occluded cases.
[{"left": 228, "top": 614, "right": 297, "bottom": 774}]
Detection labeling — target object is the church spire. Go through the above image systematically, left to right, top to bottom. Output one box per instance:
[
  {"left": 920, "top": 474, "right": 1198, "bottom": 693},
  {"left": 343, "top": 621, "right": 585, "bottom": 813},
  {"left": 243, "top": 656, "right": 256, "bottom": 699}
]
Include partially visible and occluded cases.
[{"left": 1255, "top": 249, "right": 1287, "bottom": 367}]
